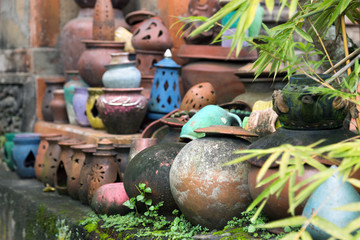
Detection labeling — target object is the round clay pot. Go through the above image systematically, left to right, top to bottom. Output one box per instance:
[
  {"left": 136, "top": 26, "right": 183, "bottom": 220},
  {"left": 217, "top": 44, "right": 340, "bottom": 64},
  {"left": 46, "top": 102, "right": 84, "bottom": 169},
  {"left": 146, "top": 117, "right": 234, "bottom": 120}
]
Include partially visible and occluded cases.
[
  {"left": 74, "top": 0, "right": 130, "bottom": 9},
  {"left": 125, "top": 10, "right": 156, "bottom": 32},
  {"left": 77, "top": 40, "right": 125, "bottom": 87},
  {"left": 135, "top": 49, "right": 164, "bottom": 77},
  {"left": 102, "top": 61, "right": 141, "bottom": 88},
  {"left": 64, "top": 71, "right": 88, "bottom": 125},
  {"left": 42, "top": 77, "right": 65, "bottom": 122},
  {"left": 179, "top": 82, "right": 217, "bottom": 111},
  {"left": 73, "top": 87, "right": 91, "bottom": 127},
  {"left": 86, "top": 88, "right": 106, "bottom": 129},
  {"left": 97, "top": 88, "right": 148, "bottom": 134},
  {"left": 50, "top": 89, "right": 69, "bottom": 124},
  {"left": 34, "top": 133, "right": 62, "bottom": 181},
  {"left": 170, "top": 136, "right": 251, "bottom": 230},
  {"left": 128, "top": 138, "right": 158, "bottom": 161},
  {"left": 124, "top": 142, "right": 186, "bottom": 216},
  {"left": 67, "top": 144, "right": 97, "bottom": 200},
  {"left": 78, "top": 148, "right": 97, "bottom": 205},
  {"left": 91, "top": 182, "right": 130, "bottom": 215}
]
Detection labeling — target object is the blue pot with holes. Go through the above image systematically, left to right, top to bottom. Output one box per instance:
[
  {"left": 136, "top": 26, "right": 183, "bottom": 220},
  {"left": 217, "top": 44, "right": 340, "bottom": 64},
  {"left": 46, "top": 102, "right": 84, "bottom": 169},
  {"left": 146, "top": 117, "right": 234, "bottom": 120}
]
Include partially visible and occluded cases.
[{"left": 12, "top": 133, "right": 40, "bottom": 178}]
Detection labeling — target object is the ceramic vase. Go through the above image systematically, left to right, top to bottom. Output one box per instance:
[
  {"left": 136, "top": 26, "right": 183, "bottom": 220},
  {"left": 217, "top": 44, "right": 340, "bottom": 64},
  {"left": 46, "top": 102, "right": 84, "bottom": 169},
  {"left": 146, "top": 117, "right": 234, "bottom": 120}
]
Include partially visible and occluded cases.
[
  {"left": 64, "top": 71, "right": 88, "bottom": 125},
  {"left": 42, "top": 77, "right": 65, "bottom": 122},
  {"left": 73, "top": 87, "right": 91, "bottom": 127},
  {"left": 86, "top": 88, "right": 106, "bottom": 129},
  {"left": 97, "top": 88, "right": 148, "bottom": 134},
  {"left": 50, "top": 89, "right": 69, "bottom": 124},
  {"left": 4, "top": 133, "right": 16, "bottom": 170},
  {"left": 12, "top": 133, "right": 40, "bottom": 178},
  {"left": 34, "top": 133, "right": 62, "bottom": 181},
  {"left": 170, "top": 136, "right": 251, "bottom": 230},
  {"left": 54, "top": 139, "right": 85, "bottom": 195},
  {"left": 124, "top": 142, "right": 186, "bottom": 216},
  {"left": 67, "top": 144, "right": 97, "bottom": 200}
]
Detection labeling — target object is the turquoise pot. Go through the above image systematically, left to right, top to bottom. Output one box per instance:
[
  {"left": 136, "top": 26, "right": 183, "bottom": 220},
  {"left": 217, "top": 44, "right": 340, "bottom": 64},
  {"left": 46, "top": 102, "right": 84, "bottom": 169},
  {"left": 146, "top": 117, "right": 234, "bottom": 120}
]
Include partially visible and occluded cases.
[
  {"left": 102, "top": 61, "right": 141, "bottom": 88},
  {"left": 4, "top": 133, "right": 16, "bottom": 170},
  {"left": 302, "top": 166, "right": 360, "bottom": 239}
]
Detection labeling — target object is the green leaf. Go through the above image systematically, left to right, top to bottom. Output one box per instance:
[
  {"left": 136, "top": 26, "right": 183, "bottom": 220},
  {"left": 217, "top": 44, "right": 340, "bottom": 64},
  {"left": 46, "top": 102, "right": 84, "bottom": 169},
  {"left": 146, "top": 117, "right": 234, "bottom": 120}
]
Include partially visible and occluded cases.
[
  {"left": 264, "top": 0, "right": 274, "bottom": 14},
  {"left": 289, "top": 0, "right": 299, "bottom": 17},
  {"left": 294, "top": 26, "right": 313, "bottom": 42},
  {"left": 138, "top": 183, "right": 146, "bottom": 190},
  {"left": 144, "top": 187, "right": 152, "bottom": 193},
  {"left": 137, "top": 195, "right": 145, "bottom": 202},
  {"left": 145, "top": 199, "right": 152, "bottom": 206},
  {"left": 333, "top": 202, "right": 360, "bottom": 212},
  {"left": 259, "top": 216, "right": 307, "bottom": 228},
  {"left": 310, "top": 216, "right": 353, "bottom": 240},
  {"left": 344, "top": 216, "right": 360, "bottom": 233},
  {"left": 248, "top": 225, "right": 256, "bottom": 233},
  {"left": 300, "top": 231, "right": 313, "bottom": 240}
]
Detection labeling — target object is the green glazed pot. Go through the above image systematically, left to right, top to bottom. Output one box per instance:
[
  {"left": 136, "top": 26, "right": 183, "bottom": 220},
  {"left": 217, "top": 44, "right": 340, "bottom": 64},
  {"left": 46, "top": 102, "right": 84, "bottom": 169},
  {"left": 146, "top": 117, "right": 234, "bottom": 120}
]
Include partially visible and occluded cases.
[
  {"left": 273, "top": 74, "right": 350, "bottom": 129},
  {"left": 4, "top": 133, "right": 16, "bottom": 170}
]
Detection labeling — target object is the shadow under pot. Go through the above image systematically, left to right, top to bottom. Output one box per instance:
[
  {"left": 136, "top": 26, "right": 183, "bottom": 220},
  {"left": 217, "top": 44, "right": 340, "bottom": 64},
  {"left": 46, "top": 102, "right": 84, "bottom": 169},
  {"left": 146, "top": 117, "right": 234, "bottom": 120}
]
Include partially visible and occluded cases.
[
  {"left": 86, "top": 88, "right": 105, "bottom": 129},
  {"left": 97, "top": 88, "right": 148, "bottom": 134},
  {"left": 12, "top": 133, "right": 40, "bottom": 178},
  {"left": 54, "top": 139, "right": 85, "bottom": 195}
]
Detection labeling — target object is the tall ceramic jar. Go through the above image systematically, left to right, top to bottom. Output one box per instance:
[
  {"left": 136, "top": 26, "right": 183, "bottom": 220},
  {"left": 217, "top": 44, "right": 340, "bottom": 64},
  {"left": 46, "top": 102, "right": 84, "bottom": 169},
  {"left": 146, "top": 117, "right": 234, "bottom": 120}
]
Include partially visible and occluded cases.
[
  {"left": 77, "top": 40, "right": 125, "bottom": 87},
  {"left": 102, "top": 53, "right": 141, "bottom": 88},
  {"left": 64, "top": 71, "right": 88, "bottom": 125},
  {"left": 42, "top": 77, "right": 65, "bottom": 122},
  {"left": 73, "top": 87, "right": 91, "bottom": 127},
  {"left": 86, "top": 88, "right": 106, "bottom": 129},
  {"left": 97, "top": 88, "right": 148, "bottom": 134},
  {"left": 50, "top": 89, "right": 69, "bottom": 124},
  {"left": 4, "top": 133, "right": 16, "bottom": 170},
  {"left": 12, "top": 133, "right": 41, "bottom": 178},
  {"left": 34, "top": 133, "right": 62, "bottom": 181},
  {"left": 67, "top": 144, "right": 97, "bottom": 200}
]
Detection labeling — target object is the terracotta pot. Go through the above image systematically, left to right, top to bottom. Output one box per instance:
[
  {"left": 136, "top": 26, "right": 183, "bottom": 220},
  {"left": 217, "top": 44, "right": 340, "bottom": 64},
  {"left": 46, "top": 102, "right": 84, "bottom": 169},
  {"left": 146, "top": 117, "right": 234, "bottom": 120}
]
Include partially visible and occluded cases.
[
  {"left": 74, "top": 0, "right": 130, "bottom": 9},
  {"left": 93, "top": 0, "right": 115, "bottom": 41},
  {"left": 60, "top": 8, "right": 129, "bottom": 72},
  {"left": 125, "top": 10, "right": 156, "bottom": 32},
  {"left": 77, "top": 40, "right": 125, "bottom": 87},
  {"left": 135, "top": 49, "right": 164, "bottom": 77},
  {"left": 41, "top": 77, "right": 65, "bottom": 122},
  {"left": 179, "top": 82, "right": 217, "bottom": 111},
  {"left": 73, "top": 87, "right": 91, "bottom": 127},
  {"left": 86, "top": 87, "right": 106, "bottom": 129},
  {"left": 97, "top": 88, "right": 148, "bottom": 134},
  {"left": 50, "top": 89, "right": 69, "bottom": 124},
  {"left": 34, "top": 133, "right": 62, "bottom": 181},
  {"left": 41, "top": 136, "right": 70, "bottom": 186},
  {"left": 170, "top": 136, "right": 251, "bottom": 230},
  {"left": 128, "top": 138, "right": 158, "bottom": 161},
  {"left": 54, "top": 139, "right": 85, "bottom": 195},
  {"left": 124, "top": 142, "right": 186, "bottom": 216},
  {"left": 113, "top": 143, "right": 131, "bottom": 179},
  {"left": 67, "top": 144, "right": 97, "bottom": 200},
  {"left": 78, "top": 148, "right": 97, "bottom": 205},
  {"left": 90, "top": 182, "right": 130, "bottom": 215}
]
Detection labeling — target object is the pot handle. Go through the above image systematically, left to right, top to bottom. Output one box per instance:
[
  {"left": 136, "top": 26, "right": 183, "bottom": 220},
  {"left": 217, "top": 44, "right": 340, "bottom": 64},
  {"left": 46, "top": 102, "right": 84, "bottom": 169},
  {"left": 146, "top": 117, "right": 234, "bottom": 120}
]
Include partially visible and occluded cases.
[
  {"left": 272, "top": 90, "right": 289, "bottom": 114},
  {"left": 227, "top": 112, "right": 243, "bottom": 127}
]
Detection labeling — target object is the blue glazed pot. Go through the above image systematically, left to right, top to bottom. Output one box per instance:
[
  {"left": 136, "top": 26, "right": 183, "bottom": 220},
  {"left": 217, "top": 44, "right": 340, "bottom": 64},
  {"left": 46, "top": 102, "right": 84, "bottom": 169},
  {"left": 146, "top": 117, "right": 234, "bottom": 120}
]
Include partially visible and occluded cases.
[
  {"left": 102, "top": 61, "right": 141, "bottom": 88},
  {"left": 4, "top": 133, "right": 17, "bottom": 170},
  {"left": 12, "top": 133, "right": 40, "bottom": 178}
]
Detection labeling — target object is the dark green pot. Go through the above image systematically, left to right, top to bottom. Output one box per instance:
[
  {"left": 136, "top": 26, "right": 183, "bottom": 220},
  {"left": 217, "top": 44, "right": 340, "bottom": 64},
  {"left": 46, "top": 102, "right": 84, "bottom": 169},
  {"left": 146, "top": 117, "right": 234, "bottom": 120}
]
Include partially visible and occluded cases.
[
  {"left": 273, "top": 74, "right": 350, "bottom": 129},
  {"left": 4, "top": 133, "right": 16, "bottom": 170}
]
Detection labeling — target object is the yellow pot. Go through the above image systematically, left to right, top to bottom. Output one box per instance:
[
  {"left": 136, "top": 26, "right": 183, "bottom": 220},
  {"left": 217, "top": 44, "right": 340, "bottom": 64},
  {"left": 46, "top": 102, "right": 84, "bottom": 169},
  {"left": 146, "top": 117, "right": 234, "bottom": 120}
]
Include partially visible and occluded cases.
[{"left": 86, "top": 87, "right": 105, "bottom": 129}]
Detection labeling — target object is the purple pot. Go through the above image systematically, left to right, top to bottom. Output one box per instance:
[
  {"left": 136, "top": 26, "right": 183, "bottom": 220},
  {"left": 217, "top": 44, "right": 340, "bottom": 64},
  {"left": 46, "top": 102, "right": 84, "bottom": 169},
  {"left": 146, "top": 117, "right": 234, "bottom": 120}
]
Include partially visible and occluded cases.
[{"left": 73, "top": 87, "right": 91, "bottom": 127}]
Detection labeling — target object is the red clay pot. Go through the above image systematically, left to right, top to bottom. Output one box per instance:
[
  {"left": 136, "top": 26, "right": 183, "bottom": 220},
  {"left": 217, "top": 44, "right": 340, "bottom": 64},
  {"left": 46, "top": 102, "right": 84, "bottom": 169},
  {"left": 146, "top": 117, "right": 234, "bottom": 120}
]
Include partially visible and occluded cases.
[{"left": 50, "top": 89, "right": 69, "bottom": 124}]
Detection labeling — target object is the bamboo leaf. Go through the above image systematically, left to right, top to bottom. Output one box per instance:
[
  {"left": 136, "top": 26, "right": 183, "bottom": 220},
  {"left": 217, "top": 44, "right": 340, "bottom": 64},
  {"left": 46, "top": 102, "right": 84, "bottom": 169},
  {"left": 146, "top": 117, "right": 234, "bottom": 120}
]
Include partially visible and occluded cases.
[
  {"left": 264, "top": 0, "right": 274, "bottom": 14},
  {"left": 289, "top": 0, "right": 299, "bottom": 17},
  {"left": 294, "top": 26, "right": 313, "bottom": 42},
  {"left": 279, "top": 150, "right": 290, "bottom": 178},
  {"left": 257, "top": 151, "right": 282, "bottom": 182},
  {"left": 347, "top": 178, "right": 360, "bottom": 189},
  {"left": 333, "top": 202, "right": 360, "bottom": 212},
  {"left": 259, "top": 216, "right": 307, "bottom": 228},
  {"left": 310, "top": 216, "right": 353, "bottom": 240},
  {"left": 300, "top": 231, "right": 313, "bottom": 240}
]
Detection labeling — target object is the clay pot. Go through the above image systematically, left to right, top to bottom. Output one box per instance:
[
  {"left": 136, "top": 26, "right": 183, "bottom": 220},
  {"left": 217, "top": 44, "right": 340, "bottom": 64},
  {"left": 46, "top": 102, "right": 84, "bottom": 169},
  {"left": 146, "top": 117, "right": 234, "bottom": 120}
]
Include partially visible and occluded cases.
[
  {"left": 74, "top": 0, "right": 130, "bottom": 9},
  {"left": 93, "top": 0, "right": 115, "bottom": 41},
  {"left": 60, "top": 8, "right": 129, "bottom": 72},
  {"left": 125, "top": 10, "right": 156, "bottom": 32},
  {"left": 131, "top": 17, "right": 173, "bottom": 51},
  {"left": 77, "top": 40, "right": 125, "bottom": 87},
  {"left": 135, "top": 49, "right": 164, "bottom": 77},
  {"left": 102, "top": 59, "right": 141, "bottom": 88},
  {"left": 64, "top": 71, "right": 88, "bottom": 125},
  {"left": 42, "top": 77, "right": 65, "bottom": 122},
  {"left": 179, "top": 82, "right": 216, "bottom": 111},
  {"left": 73, "top": 87, "right": 91, "bottom": 127},
  {"left": 86, "top": 88, "right": 106, "bottom": 129},
  {"left": 97, "top": 88, "right": 148, "bottom": 134},
  {"left": 50, "top": 89, "right": 69, "bottom": 124},
  {"left": 4, "top": 133, "right": 16, "bottom": 171},
  {"left": 12, "top": 133, "right": 41, "bottom": 178},
  {"left": 34, "top": 133, "right": 62, "bottom": 182},
  {"left": 170, "top": 136, "right": 251, "bottom": 230},
  {"left": 128, "top": 138, "right": 158, "bottom": 161},
  {"left": 54, "top": 139, "right": 85, "bottom": 195},
  {"left": 124, "top": 142, "right": 186, "bottom": 216},
  {"left": 113, "top": 143, "right": 131, "bottom": 178},
  {"left": 67, "top": 144, "right": 97, "bottom": 200},
  {"left": 78, "top": 148, "right": 97, "bottom": 205},
  {"left": 91, "top": 182, "right": 130, "bottom": 215}
]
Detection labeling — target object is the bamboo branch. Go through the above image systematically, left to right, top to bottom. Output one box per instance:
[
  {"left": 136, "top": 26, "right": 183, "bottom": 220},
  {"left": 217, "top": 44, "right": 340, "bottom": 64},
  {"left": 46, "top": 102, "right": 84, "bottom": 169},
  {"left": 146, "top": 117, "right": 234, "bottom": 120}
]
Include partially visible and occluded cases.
[
  {"left": 341, "top": 16, "right": 352, "bottom": 76},
  {"left": 324, "top": 47, "right": 360, "bottom": 74},
  {"left": 325, "top": 54, "right": 360, "bottom": 85}
]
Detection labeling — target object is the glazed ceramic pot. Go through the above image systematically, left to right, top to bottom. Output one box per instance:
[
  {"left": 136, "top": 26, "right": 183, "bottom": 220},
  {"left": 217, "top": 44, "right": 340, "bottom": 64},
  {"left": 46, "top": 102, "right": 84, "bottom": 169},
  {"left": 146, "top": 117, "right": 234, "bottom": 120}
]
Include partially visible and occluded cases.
[
  {"left": 74, "top": 0, "right": 130, "bottom": 9},
  {"left": 60, "top": 8, "right": 129, "bottom": 72},
  {"left": 77, "top": 40, "right": 125, "bottom": 87},
  {"left": 102, "top": 58, "right": 141, "bottom": 88},
  {"left": 64, "top": 71, "right": 88, "bottom": 125},
  {"left": 273, "top": 74, "right": 350, "bottom": 129},
  {"left": 42, "top": 77, "right": 65, "bottom": 122},
  {"left": 73, "top": 87, "right": 91, "bottom": 127},
  {"left": 86, "top": 88, "right": 105, "bottom": 129},
  {"left": 97, "top": 88, "right": 148, "bottom": 134},
  {"left": 50, "top": 89, "right": 69, "bottom": 124},
  {"left": 4, "top": 133, "right": 16, "bottom": 170},
  {"left": 12, "top": 133, "right": 41, "bottom": 178},
  {"left": 34, "top": 133, "right": 62, "bottom": 181},
  {"left": 41, "top": 136, "right": 70, "bottom": 186},
  {"left": 170, "top": 136, "right": 251, "bottom": 230},
  {"left": 54, "top": 139, "right": 85, "bottom": 195},
  {"left": 124, "top": 142, "right": 186, "bottom": 216},
  {"left": 113, "top": 143, "right": 131, "bottom": 178},
  {"left": 67, "top": 144, "right": 97, "bottom": 200},
  {"left": 91, "top": 182, "right": 130, "bottom": 215}
]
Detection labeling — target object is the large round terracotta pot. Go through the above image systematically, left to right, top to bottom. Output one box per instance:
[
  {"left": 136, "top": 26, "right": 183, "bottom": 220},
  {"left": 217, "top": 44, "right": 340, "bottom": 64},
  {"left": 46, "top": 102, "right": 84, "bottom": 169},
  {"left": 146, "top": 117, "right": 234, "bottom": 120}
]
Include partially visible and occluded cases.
[
  {"left": 60, "top": 8, "right": 128, "bottom": 72},
  {"left": 77, "top": 40, "right": 125, "bottom": 87},
  {"left": 96, "top": 88, "right": 148, "bottom": 134},
  {"left": 170, "top": 136, "right": 251, "bottom": 230},
  {"left": 124, "top": 142, "right": 186, "bottom": 216}
]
